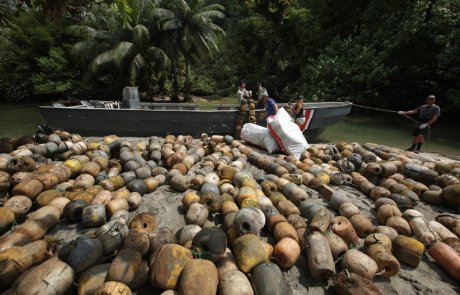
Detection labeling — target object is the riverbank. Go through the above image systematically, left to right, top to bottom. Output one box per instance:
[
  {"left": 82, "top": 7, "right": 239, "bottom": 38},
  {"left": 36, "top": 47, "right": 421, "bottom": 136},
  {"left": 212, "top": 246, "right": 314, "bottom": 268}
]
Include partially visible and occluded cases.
[{"left": 0, "top": 132, "right": 459, "bottom": 294}]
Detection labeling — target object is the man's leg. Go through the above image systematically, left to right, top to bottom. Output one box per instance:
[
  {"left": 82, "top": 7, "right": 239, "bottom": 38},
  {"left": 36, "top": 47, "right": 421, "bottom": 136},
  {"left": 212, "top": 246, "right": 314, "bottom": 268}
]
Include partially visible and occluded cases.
[
  {"left": 408, "top": 127, "right": 421, "bottom": 151},
  {"left": 416, "top": 135, "right": 424, "bottom": 151},
  {"left": 407, "top": 136, "right": 417, "bottom": 151}
]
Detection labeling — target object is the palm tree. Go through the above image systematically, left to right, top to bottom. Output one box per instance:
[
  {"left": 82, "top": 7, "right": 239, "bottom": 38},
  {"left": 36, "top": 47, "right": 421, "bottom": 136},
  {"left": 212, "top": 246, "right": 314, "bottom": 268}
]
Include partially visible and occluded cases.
[
  {"left": 0, "top": 0, "right": 15, "bottom": 27},
  {"left": 70, "top": 0, "right": 169, "bottom": 89},
  {"left": 153, "top": 0, "right": 225, "bottom": 100}
]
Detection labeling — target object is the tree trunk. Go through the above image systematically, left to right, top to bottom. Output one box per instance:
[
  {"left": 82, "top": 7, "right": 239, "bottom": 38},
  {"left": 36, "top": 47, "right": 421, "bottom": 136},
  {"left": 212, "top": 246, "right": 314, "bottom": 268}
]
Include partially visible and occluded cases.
[
  {"left": 171, "top": 61, "right": 180, "bottom": 103},
  {"left": 184, "top": 61, "right": 192, "bottom": 102}
]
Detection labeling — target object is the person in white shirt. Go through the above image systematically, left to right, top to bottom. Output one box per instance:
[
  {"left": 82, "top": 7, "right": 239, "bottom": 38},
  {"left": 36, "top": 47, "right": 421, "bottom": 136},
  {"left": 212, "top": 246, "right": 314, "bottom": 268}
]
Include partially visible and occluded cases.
[{"left": 236, "top": 81, "right": 251, "bottom": 104}]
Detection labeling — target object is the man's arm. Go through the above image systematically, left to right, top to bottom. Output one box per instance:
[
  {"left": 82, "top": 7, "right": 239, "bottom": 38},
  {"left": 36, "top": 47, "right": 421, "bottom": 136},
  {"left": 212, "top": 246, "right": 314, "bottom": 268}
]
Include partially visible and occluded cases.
[
  {"left": 236, "top": 90, "right": 242, "bottom": 102},
  {"left": 293, "top": 103, "right": 302, "bottom": 115},
  {"left": 273, "top": 104, "right": 279, "bottom": 114},
  {"left": 399, "top": 109, "right": 418, "bottom": 115},
  {"left": 427, "top": 114, "right": 439, "bottom": 125}
]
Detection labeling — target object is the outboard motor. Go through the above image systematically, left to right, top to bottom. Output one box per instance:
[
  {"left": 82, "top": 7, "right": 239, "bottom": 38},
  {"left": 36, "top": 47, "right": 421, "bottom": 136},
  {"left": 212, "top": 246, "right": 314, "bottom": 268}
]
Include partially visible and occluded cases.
[{"left": 122, "top": 86, "right": 140, "bottom": 109}]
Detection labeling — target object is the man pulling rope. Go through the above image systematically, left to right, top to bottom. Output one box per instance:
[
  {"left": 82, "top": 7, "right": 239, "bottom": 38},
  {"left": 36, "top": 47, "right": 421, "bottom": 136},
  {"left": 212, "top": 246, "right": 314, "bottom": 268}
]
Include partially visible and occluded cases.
[{"left": 397, "top": 95, "right": 440, "bottom": 152}]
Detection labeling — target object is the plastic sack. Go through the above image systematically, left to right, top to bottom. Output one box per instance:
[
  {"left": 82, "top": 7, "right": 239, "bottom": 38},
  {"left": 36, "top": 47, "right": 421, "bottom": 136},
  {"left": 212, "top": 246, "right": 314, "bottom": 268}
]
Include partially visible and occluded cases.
[
  {"left": 267, "top": 107, "right": 309, "bottom": 159},
  {"left": 241, "top": 123, "right": 280, "bottom": 153}
]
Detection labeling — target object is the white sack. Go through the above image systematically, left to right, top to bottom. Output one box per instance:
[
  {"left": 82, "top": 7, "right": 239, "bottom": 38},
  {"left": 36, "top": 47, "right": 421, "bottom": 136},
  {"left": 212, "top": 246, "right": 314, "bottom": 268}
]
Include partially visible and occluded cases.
[
  {"left": 267, "top": 107, "right": 309, "bottom": 159},
  {"left": 241, "top": 123, "right": 280, "bottom": 153}
]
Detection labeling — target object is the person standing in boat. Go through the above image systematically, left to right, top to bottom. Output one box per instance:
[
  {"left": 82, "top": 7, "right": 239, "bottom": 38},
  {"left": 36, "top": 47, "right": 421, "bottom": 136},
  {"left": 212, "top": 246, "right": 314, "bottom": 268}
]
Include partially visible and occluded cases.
[
  {"left": 236, "top": 81, "right": 251, "bottom": 104},
  {"left": 255, "top": 82, "right": 267, "bottom": 108},
  {"left": 259, "top": 91, "right": 279, "bottom": 121},
  {"left": 288, "top": 95, "right": 305, "bottom": 127},
  {"left": 398, "top": 95, "right": 440, "bottom": 152}
]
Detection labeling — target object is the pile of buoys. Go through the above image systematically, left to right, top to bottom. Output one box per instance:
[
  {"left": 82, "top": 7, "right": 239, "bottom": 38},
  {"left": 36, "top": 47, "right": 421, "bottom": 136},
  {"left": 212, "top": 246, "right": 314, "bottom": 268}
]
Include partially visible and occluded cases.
[
  {"left": 235, "top": 100, "right": 247, "bottom": 138},
  {"left": 0, "top": 130, "right": 459, "bottom": 294}
]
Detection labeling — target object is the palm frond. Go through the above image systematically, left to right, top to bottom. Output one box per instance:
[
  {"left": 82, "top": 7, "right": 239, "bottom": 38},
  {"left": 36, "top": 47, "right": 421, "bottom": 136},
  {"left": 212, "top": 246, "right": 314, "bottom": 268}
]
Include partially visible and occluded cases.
[
  {"left": 197, "top": 4, "right": 225, "bottom": 13},
  {"left": 152, "top": 8, "right": 175, "bottom": 19},
  {"left": 195, "top": 10, "right": 225, "bottom": 20},
  {"left": 162, "top": 18, "right": 182, "bottom": 31},
  {"left": 208, "top": 23, "right": 225, "bottom": 35},
  {"left": 133, "top": 24, "right": 150, "bottom": 49},
  {"left": 91, "top": 30, "right": 119, "bottom": 43},
  {"left": 72, "top": 39, "right": 98, "bottom": 59},
  {"left": 111, "top": 41, "right": 138, "bottom": 68},
  {"left": 146, "top": 46, "right": 170, "bottom": 69},
  {"left": 89, "top": 50, "right": 116, "bottom": 75},
  {"left": 129, "top": 53, "right": 147, "bottom": 86}
]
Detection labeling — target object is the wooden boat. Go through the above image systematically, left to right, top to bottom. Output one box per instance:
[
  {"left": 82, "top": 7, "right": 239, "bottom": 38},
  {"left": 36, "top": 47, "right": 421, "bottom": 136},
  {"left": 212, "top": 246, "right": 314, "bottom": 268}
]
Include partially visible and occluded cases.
[{"left": 39, "top": 99, "right": 352, "bottom": 138}]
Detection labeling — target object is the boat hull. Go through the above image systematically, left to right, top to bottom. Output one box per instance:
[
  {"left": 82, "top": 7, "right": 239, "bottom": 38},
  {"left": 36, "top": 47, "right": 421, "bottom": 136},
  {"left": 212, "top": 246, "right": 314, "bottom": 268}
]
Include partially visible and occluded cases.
[{"left": 38, "top": 102, "right": 352, "bottom": 138}]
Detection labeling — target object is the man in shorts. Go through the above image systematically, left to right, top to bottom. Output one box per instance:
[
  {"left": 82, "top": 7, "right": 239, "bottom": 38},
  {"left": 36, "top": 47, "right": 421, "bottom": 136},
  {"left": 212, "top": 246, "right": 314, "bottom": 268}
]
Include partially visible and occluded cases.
[{"left": 398, "top": 95, "right": 440, "bottom": 152}]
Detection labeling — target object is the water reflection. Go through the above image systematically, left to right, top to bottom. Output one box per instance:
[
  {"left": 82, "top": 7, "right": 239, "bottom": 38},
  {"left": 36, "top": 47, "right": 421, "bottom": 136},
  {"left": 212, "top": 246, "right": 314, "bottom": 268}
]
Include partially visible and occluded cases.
[
  {"left": 0, "top": 104, "right": 44, "bottom": 137},
  {"left": 315, "top": 113, "right": 460, "bottom": 157}
]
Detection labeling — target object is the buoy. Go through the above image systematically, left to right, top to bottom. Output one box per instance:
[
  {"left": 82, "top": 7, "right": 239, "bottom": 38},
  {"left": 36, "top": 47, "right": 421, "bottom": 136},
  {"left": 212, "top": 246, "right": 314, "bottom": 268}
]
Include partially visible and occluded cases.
[
  {"left": 192, "top": 227, "right": 227, "bottom": 262},
  {"left": 306, "top": 231, "right": 335, "bottom": 278},
  {"left": 232, "top": 234, "right": 268, "bottom": 273},
  {"left": 59, "top": 236, "right": 103, "bottom": 273},
  {"left": 428, "top": 242, "right": 460, "bottom": 281},
  {"left": 150, "top": 244, "right": 193, "bottom": 289},
  {"left": 106, "top": 248, "right": 142, "bottom": 285},
  {"left": 342, "top": 249, "right": 378, "bottom": 279},
  {"left": 178, "top": 259, "right": 218, "bottom": 295},
  {"left": 251, "top": 263, "right": 291, "bottom": 295}
]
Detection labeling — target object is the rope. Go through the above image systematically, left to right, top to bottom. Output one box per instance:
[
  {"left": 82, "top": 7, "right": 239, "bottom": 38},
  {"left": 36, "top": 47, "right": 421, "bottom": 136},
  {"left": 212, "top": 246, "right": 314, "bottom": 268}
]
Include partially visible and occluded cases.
[
  {"left": 352, "top": 103, "right": 420, "bottom": 123},
  {"left": 352, "top": 103, "right": 398, "bottom": 114},
  {"left": 10, "top": 220, "right": 18, "bottom": 231},
  {"left": 192, "top": 246, "right": 210, "bottom": 259},
  {"left": 334, "top": 253, "right": 345, "bottom": 265}
]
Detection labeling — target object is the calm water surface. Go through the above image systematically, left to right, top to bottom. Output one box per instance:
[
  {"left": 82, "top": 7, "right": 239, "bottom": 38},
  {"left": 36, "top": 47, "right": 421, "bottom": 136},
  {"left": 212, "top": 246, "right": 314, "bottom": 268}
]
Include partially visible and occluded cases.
[
  {"left": 0, "top": 103, "right": 44, "bottom": 137},
  {"left": 1, "top": 103, "right": 459, "bottom": 156},
  {"left": 315, "top": 112, "right": 460, "bottom": 157}
]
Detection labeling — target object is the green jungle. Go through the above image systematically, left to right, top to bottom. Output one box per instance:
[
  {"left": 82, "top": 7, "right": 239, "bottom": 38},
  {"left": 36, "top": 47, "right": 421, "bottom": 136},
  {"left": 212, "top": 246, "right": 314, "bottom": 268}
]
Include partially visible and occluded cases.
[{"left": 1, "top": 0, "right": 459, "bottom": 117}]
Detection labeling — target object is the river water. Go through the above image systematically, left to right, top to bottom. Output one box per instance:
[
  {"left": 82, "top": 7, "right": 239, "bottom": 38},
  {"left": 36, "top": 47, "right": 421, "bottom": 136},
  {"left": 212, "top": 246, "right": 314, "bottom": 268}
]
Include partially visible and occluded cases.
[{"left": 1, "top": 103, "right": 459, "bottom": 156}]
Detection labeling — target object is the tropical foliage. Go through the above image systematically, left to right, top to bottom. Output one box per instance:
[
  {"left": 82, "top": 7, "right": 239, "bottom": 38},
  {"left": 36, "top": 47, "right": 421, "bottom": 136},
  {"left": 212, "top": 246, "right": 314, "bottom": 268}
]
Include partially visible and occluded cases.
[
  {"left": 0, "top": 0, "right": 459, "bottom": 116},
  {"left": 69, "top": 0, "right": 169, "bottom": 92},
  {"left": 153, "top": 0, "right": 225, "bottom": 100}
]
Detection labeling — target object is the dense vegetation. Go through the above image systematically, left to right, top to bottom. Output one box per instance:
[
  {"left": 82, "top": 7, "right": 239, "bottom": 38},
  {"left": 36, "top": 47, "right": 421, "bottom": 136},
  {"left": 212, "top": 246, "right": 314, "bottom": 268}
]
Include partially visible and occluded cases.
[{"left": 1, "top": 0, "right": 459, "bottom": 114}]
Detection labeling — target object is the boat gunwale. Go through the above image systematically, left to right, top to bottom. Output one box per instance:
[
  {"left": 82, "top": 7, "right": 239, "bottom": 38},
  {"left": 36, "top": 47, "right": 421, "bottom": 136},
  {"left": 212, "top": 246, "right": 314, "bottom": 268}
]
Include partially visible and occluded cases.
[{"left": 39, "top": 101, "right": 352, "bottom": 112}]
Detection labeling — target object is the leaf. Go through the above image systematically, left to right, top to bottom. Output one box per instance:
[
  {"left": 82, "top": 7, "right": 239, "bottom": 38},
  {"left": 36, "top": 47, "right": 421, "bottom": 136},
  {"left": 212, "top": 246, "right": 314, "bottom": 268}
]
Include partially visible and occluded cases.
[
  {"left": 152, "top": 7, "right": 175, "bottom": 19},
  {"left": 195, "top": 10, "right": 225, "bottom": 20},
  {"left": 161, "top": 18, "right": 182, "bottom": 31},
  {"left": 133, "top": 24, "right": 150, "bottom": 49},
  {"left": 66, "top": 25, "right": 96, "bottom": 37},
  {"left": 71, "top": 39, "right": 98, "bottom": 58},
  {"left": 111, "top": 41, "right": 138, "bottom": 68},
  {"left": 146, "top": 46, "right": 170, "bottom": 69},
  {"left": 89, "top": 50, "right": 116, "bottom": 75},
  {"left": 129, "top": 53, "right": 146, "bottom": 85}
]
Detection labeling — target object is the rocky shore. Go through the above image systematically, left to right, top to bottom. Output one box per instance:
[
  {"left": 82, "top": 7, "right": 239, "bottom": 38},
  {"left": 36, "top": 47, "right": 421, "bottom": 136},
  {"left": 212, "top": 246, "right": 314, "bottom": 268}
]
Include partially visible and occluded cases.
[{"left": 0, "top": 132, "right": 459, "bottom": 295}]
